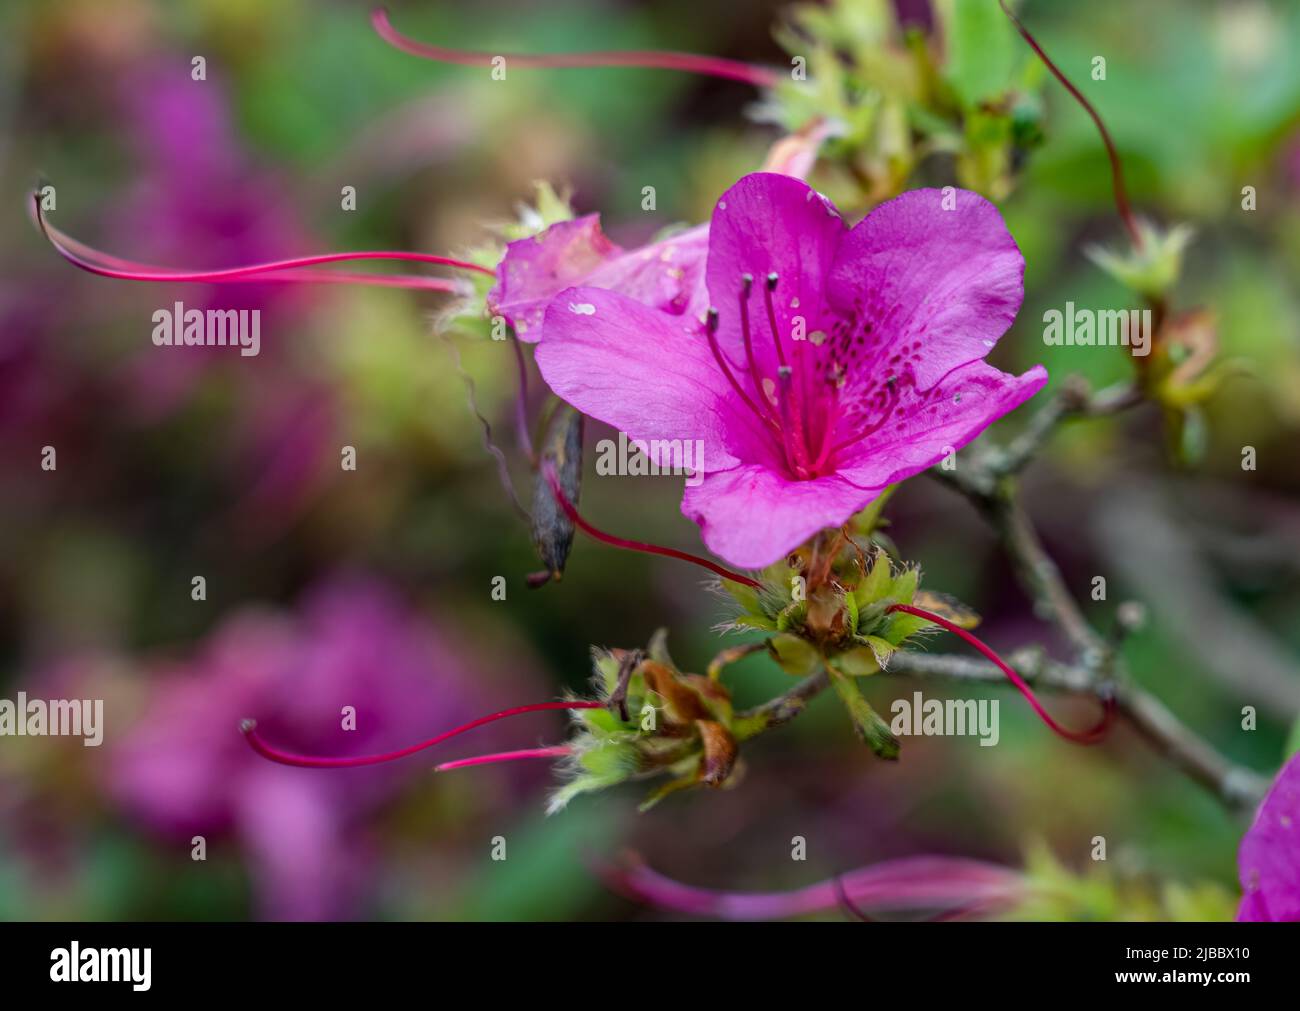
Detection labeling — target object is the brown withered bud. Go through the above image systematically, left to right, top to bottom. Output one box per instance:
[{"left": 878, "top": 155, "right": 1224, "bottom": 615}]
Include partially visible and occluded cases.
[
  {"left": 528, "top": 404, "right": 583, "bottom": 586},
  {"left": 805, "top": 585, "right": 847, "bottom": 643},
  {"left": 640, "top": 660, "right": 713, "bottom": 726},
  {"left": 678, "top": 673, "right": 731, "bottom": 710},
  {"left": 695, "top": 720, "right": 739, "bottom": 787}
]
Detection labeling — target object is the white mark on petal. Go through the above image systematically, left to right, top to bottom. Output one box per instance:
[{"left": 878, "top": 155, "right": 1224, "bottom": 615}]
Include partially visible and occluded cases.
[{"left": 569, "top": 302, "right": 596, "bottom": 315}]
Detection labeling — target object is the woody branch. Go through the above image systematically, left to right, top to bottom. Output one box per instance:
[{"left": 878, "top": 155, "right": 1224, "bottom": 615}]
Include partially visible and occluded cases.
[{"left": 736, "top": 374, "right": 1270, "bottom": 813}]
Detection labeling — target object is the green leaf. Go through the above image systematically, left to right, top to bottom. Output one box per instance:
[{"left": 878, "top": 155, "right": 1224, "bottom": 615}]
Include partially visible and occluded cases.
[
  {"left": 938, "top": 0, "right": 1016, "bottom": 107},
  {"left": 1086, "top": 222, "right": 1194, "bottom": 298},
  {"left": 1175, "top": 405, "right": 1208, "bottom": 468},
  {"left": 851, "top": 485, "right": 896, "bottom": 536},
  {"left": 854, "top": 550, "right": 893, "bottom": 608},
  {"left": 889, "top": 566, "right": 920, "bottom": 606},
  {"left": 723, "top": 579, "right": 765, "bottom": 618},
  {"left": 843, "top": 589, "right": 860, "bottom": 637},
  {"left": 775, "top": 600, "right": 808, "bottom": 632},
  {"left": 883, "top": 611, "right": 934, "bottom": 646},
  {"left": 647, "top": 627, "right": 675, "bottom": 667},
  {"left": 768, "top": 633, "right": 821, "bottom": 677},
  {"left": 864, "top": 635, "right": 898, "bottom": 667},
  {"left": 830, "top": 646, "right": 881, "bottom": 678},
  {"left": 591, "top": 649, "right": 621, "bottom": 693},
  {"left": 829, "top": 668, "right": 900, "bottom": 759},
  {"left": 577, "top": 740, "right": 637, "bottom": 778},
  {"left": 546, "top": 767, "right": 625, "bottom": 816},
  {"left": 638, "top": 769, "right": 700, "bottom": 812}
]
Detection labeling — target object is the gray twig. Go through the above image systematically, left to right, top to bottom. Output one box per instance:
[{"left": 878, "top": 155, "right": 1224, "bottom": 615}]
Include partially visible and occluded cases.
[{"left": 735, "top": 374, "right": 1271, "bottom": 812}]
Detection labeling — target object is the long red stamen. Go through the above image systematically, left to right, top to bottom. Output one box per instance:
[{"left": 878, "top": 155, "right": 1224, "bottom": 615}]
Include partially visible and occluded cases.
[
  {"left": 998, "top": 1, "right": 1142, "bottom": 250},
  {"left": 371, "top": 8, "right": 779, "bottom": 89},
  {"left": 32, "top": 194, "right": 492, "bottom": 290},
  {"left": 762, "top": 272, "right": 819, "bottom": 475},
  {"left": 762, "top": 274, "right": 787, "bottom": 369},
  {"left": 737, "top": 275, "right": 766, "bottom": 398},
  {"left": 705, "top": 308, "right": 781, "bottom": 436},
  {"left": 776, "top": 368, "right": 812, "bottom": 478},
  {"left": 542, "top": 460, "right": 762, "bottom": 588},
  {"left": 885, "top": 603, "right": 1115, "bottom": 744},
  {"left": 240, "top": 701, "right": 602, "bottom": 769},
  {"left": 435, "top": 745, "right": 570, "bottom": 772}
]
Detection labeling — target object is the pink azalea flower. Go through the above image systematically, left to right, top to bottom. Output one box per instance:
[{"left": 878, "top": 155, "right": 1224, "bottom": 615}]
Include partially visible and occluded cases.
[
  {"left": 534, "top": 172, "right": 1047, "bottom": 568},
  {"left": 105, "top": 576, "right": 528, "bottom": 920},
  {"left": 1237, "top": 752, "right": 1300, "bottom": 921}
]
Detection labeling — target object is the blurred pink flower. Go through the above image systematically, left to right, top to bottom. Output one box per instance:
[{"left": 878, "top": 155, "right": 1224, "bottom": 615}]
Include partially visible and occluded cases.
[
  {"left": 108, "top": 61, "right": 314, "bottom": 417},
  {"left": 104, "top": 62, "right": 339, "bottom": 539},
  {"left": 106, "top": 576, "right": 520, "bottom": 920},
  {"left": 1237, "top": 752, "right": 1300, "bottom": 921},
  {"left": 604, "top": 854, "right": 1026, "bottom": 921}
]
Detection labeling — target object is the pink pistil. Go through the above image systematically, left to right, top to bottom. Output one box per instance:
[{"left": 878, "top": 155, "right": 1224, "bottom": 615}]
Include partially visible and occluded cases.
[
  {"left": 998, "top": 1, "right": 1141, "bottom": 250},
  {"left": 371, "top": 8, "right": 780, "bottom": 89},
  {"left": 32, "top": 194, "right": 491, "bottom": 290},
  {"left": 542, "top": 460, "right": 762, "bottom": 588},
  {"left": 886, "top": 603, "right": 1115, "bottom": 744},
  {"left": 240, "top": 700, "right": 603, "bottom": 769},
  {"left": 435, "top": 745, "right": 571, "bottom": 772}
]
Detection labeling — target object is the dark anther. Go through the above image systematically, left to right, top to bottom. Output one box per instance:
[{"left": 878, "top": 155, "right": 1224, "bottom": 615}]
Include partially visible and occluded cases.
[
  {"left": 741, "top": 272, "right": 754, "bottom": 295},
  {"left": 766, "top": 272, "right": 779, "bottom": 291},
  {"left": 706, "top": 306, "right": 720, "bottom": 333}
]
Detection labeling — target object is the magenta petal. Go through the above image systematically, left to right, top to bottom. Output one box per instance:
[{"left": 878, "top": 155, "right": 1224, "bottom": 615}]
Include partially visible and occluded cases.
[
  {"left": 706, "top": 172, "right": 847, "bottom": 374},
  {"left": 827, "top": 188, "right": 1025, "bottom": 390},
  {"left": 489, "top": 215, "right": 621, "bottom": 341},
  {"left": 490, "top": 218, "right": 709, "bottom": 342},
  {"left": 586, "top": 224, "right": 710, "bottom": 323},
  {"left": 536, "top": 287, "right": 759, "bottom": 472},
  {"left": 837, "top": 362, "right": 1048, "bottom": 490},
  {"left": 682, "top": 465, "right": 883, "bottom": 569},
  {"left": 1237, "top": 753, "right": 1300, "bottom": 922}
]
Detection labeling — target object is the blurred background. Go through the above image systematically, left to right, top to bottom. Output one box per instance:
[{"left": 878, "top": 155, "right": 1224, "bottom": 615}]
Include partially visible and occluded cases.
[{"left": 1, "top": 0, "right": 1297, "bottom": 920}]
